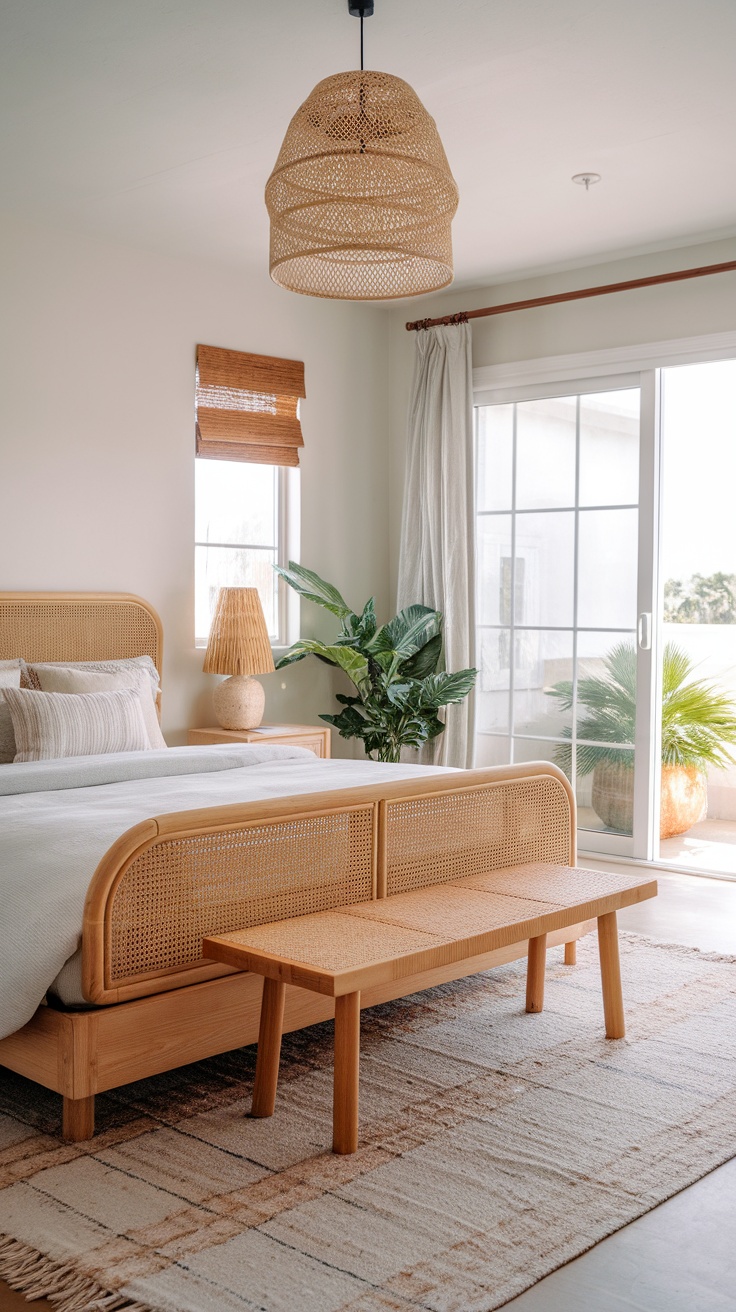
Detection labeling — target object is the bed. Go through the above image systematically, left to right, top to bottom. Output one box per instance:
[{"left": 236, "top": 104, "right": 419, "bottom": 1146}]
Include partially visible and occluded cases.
[{"left": 0, "top": 592, "right": 588, "bottom": 1142}]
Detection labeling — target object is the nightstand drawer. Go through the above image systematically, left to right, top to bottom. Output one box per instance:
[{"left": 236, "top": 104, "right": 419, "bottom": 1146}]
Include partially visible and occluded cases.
[{"left": 187, "top": 725, "right": 330, "bottom": 758}]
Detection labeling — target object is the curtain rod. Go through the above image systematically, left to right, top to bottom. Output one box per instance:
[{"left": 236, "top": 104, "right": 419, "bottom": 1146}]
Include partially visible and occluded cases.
[{"left": 405, "top": 258, "right": 736, "bottom": 331}]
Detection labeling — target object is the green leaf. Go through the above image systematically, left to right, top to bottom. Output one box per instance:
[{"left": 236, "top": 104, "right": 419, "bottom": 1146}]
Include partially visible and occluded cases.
[
  {"left": 274, "top": 562, "right": 352, "bottom": 619},
  {"left": 366, "top": 605, "right": 442, "bottom": 660},
  {"left": 400, "top": 633, "right": 443, "bottom": 680},
  {"left": 286, "top": 640, "right": 371, "bottom": 698},
  {"left": 274, "top": 642, "right": 311, "bottom": 669},
  {"left": 419, "top": 669, "right": 478, "bottom": 708}
]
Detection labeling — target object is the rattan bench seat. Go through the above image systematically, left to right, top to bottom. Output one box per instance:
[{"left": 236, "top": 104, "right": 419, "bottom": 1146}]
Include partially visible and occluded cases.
[{"left": 204, "top": 861, "right": 655, "bottom": 996}]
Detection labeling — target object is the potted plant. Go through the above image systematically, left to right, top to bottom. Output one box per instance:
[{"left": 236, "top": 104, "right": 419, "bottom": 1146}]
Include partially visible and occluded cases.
[
  {"left": 274, "top": 562, "right": 476, "bottom": 763},
  {"left": 546, "top": 641, "right": 736, "bottom": 838}
]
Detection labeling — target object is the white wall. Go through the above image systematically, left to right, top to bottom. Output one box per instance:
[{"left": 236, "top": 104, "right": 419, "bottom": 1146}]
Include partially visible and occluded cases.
[
  {"left": 0, "top": 215, "right": 389, "bottom": 748},
  {"left": 387, "top": 235, "right": 736, "bottom": 603}
]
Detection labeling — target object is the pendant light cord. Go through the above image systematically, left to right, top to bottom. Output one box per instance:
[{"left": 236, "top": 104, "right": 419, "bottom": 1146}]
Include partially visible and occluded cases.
[{"left": 360, "top": 13, "right": 364, "bottom": 69}]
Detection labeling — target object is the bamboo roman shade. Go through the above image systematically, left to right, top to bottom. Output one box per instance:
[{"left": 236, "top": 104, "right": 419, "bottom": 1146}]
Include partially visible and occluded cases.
[{"left": 195, "top": 344, "right": 306, "bottom": 467}]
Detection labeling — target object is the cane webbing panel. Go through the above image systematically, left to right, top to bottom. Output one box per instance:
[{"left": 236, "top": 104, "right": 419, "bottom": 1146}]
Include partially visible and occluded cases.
[
  {"left": 0, "top": 595, "right": 162, "bottom": 674},
  {"left": 384, "top": 777, "right": 571, "bottom": 897},
  {"left": 108, "top": 807, "right": 374, "bottom": 985},
  {"left": 458, "top": 863, "right": 648, "bottom": 904},
  {"left": 346, "top": 885, "right": 565, "bottom": 938},
  {"left": 220, "top": 911, "right": 444, "bottom": 973}
]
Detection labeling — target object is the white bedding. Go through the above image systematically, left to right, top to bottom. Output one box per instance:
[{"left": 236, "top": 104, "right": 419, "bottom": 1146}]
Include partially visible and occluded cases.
[{"left": 0, "top": 745, "right": 447, "bottom": 1038}]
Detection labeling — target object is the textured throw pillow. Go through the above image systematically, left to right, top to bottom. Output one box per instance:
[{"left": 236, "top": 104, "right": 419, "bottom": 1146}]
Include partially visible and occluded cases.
[
  {"left": 21, "top": 655, "right": 160, "bottom": 696},
  {"left": 0, "top": 661, "right": 23, "bottom": 764},
  {"left": 35, "top": 665, "right": 167, "bottom": 750},
  {"left": 4, "top": 687, "right": 151, "bottom": 762}
]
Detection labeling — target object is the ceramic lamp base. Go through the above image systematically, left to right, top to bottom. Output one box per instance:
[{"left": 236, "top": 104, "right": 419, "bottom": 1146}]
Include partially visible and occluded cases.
[{"left": 212, "top": 674, "right": 266, "bottom": 730}]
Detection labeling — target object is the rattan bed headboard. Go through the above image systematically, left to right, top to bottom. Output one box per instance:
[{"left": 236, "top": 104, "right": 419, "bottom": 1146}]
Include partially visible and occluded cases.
[{"left": 0, "top": 592, "right": 163, "bottom": 677}]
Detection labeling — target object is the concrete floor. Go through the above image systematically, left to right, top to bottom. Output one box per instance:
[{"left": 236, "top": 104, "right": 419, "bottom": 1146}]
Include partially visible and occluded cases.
[
  {"left": 659, "top": 815, "right": 736, "bottom": 876},
  {"left": 503, "top": 862, "right": 736, "bottom": 1312},
  {"left": 1, "top": 865, "right": 735, "bottom": 1312}
]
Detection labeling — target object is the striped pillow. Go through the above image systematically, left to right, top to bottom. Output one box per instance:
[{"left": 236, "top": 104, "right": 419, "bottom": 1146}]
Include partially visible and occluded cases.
[
  {"left": 33, "top": 665, "right": 167, "bottom": 749},
  {"left": 4, "top": 687, "right": 151, "bottom": 763}
]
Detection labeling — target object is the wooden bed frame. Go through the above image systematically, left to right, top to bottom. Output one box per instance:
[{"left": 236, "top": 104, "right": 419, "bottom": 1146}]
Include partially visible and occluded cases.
[{"left": 0, "top": 593, "right": 589, "bottom": 1142}]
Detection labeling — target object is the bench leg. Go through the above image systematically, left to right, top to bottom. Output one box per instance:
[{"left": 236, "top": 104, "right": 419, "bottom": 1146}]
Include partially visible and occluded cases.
[
  {"left": 598, "top": 911, "right": 625, "bottom": 1039},
  {"left": 526, "top": 933, "right": 547, "bottom": 1013},
  {"left": 564, "top": 939, "right": 577, "bottom": 966},
  {"left": 251, "top": 978, "right": 286, "bottom": 1118},
  {"left": 333, "top": 991, "right": 360, "bottom": 1154},
  {"left": 62, "top": 1095, "right": 95, "bottom": 1142}
]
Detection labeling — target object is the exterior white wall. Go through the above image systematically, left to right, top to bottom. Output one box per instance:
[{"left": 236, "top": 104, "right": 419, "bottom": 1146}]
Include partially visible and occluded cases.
[{"left": 0, "top": 215, "right": 389, "bottom": 749}]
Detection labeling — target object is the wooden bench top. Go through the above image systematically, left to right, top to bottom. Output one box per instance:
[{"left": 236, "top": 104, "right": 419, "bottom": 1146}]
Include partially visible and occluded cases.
[{"left": 204, "top": 862, "right": 657, "bottom": 998}]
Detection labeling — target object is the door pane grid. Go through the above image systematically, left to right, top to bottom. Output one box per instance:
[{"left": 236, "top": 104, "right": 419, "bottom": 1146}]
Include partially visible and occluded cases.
[
  {"left": 475, "top": 387, "right": 641, "bottom": 850},
  {"left": 478, "top": 503, "right": 638, "bottom": 517}
]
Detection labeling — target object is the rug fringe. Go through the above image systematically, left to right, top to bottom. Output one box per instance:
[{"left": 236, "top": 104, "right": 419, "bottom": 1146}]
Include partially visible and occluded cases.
[
  {"left": 620, "top": 929, "right": 736, "bottom": 964},
  {"left": 0, "top": 1235, "right": 157, "bottom": 1312}
]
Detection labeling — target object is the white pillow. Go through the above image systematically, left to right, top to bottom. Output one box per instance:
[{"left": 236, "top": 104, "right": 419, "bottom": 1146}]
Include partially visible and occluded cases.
[
  {"left": 22, "top": 655, "right": 160, "bottom": 696},
  {"left": 0, "top": 659, "right": 23, "bottom": 684},
  {"left": 0, "top": 661, "right": 23, "bottom": 764},
  {"left": 35, "top": 665, "right": 167, "bottom": 750},
  {"left": 4, "top": 687, "right": 151, "bottom": 763}
]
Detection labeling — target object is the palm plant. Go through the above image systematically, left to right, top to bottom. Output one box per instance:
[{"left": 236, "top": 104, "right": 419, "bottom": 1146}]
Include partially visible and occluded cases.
[
  {"left": 274, "top": 562, "right": 476, "bottom": 763},
  {"left": 547, "top": 640, "right": 736, "bottom": 777}
]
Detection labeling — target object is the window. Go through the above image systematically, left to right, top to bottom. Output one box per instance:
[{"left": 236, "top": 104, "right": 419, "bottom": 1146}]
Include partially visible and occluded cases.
[
  {"left": 194, "top": 344, "right": 304, "bottom": 646},
  {"left": 195, "top": 460, "right": 299, "bottom": 646}
]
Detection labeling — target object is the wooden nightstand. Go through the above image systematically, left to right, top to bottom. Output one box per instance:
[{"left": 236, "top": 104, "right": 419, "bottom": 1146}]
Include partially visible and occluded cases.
[{"left": 187, "top": 723, "right": 331, "bottom": 759}]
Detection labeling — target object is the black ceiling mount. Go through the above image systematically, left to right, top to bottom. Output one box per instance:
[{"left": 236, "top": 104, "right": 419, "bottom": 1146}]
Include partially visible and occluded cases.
[{"left": 348, "top": 1, "right": 373, "bottom": 71}]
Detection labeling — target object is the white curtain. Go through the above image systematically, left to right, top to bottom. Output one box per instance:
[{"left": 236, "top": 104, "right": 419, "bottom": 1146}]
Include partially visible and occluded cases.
[{"left": 397, "top": 322, "right": 476, "bottom": 768}]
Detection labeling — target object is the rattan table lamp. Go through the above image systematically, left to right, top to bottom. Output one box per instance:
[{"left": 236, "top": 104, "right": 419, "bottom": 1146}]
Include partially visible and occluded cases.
[{"left": 203, "top": 588, "right": 275, "bottom": 730}]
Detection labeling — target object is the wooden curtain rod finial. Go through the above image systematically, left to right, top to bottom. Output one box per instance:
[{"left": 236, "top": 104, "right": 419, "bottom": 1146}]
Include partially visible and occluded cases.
[
  {"left": 404, "top": 257, "right": 736, "bottom": 331},
  {"left": 410, "top": 311, "right": 469, "bottom": 331}
]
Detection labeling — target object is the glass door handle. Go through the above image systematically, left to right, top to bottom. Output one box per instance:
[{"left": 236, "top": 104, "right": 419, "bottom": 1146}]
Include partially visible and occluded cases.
[{"left": 638, "top": 613, "right": 652, "bottom": 650}]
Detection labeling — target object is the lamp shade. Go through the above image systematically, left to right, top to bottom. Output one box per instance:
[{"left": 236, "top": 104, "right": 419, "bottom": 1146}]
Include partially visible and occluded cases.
[
  {"left": 265, "top": 70, "right": 459, "bottom": 301},
  {"left": 203, "top": 588, "right": 275, "bottom": 677}
]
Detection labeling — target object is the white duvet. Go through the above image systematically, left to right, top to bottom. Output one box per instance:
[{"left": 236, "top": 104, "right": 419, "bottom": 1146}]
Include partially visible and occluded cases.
[{"left": 0, "top": 745, "right": 445, "bottom": 1039}]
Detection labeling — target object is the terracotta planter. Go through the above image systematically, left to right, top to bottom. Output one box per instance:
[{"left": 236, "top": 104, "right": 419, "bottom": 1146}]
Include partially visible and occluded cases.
[
  {"left": 591, "top": 761, "right": 707, "bottom": 839},
  {"left": 659, "top": 764, "right": 708, "bottom": 840}
]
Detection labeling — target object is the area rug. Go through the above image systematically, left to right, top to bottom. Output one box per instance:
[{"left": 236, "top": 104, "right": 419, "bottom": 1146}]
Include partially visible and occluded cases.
[{"left": 1, "top": 933, "right": 735, "bottom": 1312}]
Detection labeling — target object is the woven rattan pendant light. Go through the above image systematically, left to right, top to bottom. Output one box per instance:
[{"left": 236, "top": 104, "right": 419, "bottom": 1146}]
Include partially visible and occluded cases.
[{"left": 265, "top": 1, "right": 458, "bottom": 301}]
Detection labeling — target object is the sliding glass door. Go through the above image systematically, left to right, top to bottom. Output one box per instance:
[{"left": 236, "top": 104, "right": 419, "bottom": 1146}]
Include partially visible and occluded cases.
[{"left": 475, "top": 385, "right": 644, "bottom": 856}]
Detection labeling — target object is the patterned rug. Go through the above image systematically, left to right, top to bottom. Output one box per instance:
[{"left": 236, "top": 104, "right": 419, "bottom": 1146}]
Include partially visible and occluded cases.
[{"left": 1, "top": 933, "right": 735, "bottom": 1312}]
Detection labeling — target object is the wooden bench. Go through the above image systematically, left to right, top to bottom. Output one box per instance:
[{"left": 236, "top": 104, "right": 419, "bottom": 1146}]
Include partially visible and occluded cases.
[{"left": 204, "top": 861, "right": 657, "bottom": 1154}]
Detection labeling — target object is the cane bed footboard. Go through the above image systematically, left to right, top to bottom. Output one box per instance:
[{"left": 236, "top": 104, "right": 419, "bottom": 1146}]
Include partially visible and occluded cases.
[
  {"left": 0, "top": 593, "right": 584, "bottom": 1143},
  {"left": 83, "top": 764, "right": 576, "bottom": 1006}
]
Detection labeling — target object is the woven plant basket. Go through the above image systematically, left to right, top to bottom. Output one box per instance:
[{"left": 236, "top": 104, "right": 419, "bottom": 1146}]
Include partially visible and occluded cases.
[
  {"left": 265, "top": 70, "right": 458, "bottom": 301},
  {"left": 592, "top": 760, "right": 708, "bottom": 838}
]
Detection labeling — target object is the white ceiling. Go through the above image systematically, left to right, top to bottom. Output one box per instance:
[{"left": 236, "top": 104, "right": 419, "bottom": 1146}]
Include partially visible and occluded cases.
[{"left": 2, "top": 0, "right": 736, "bottom": 293}]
